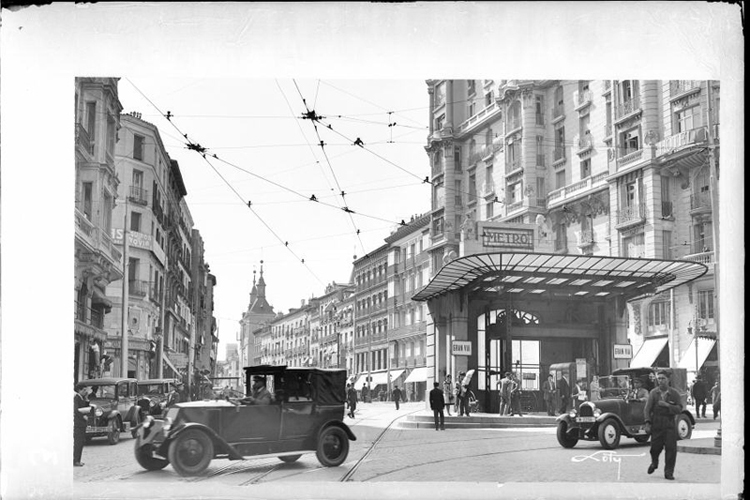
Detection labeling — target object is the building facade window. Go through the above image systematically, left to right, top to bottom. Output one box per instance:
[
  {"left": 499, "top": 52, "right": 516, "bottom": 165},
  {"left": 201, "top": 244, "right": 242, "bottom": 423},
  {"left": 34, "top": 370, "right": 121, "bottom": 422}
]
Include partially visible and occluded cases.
[
  {"left": 467, "top": 80, "right": 476, "bottom": 96},
  {"left": 535, "top": 95, "right": 544, "bottom": 125},
  {"left": 675, "top": 105, "right": 703, "bottom": 133},
  {"left": 554, "top": 126, "right": 565, "bottom": 161},
  {"left": 133, "top": 134, "right": 145, "bottom": 161},
  {"left": 580, "top": 159, "right": 591, "bottom": 179},
  {"left": 555, "top": 168, "right": 566, "bottom": 190},
  {"left": 81, "top": 182, "right": 93, "bottom": 220},
  {"left": 130, "top": 211, "right": 142, "bottom": 232},
  {"left": 662, "top": 230, "right": 672, "bottom": 259},
  {"left": 622, "top": 232, "right": 645, "bottom": 258},
  {"left": 697, "top": 290, "right": 714, "bottom": 321},
  {"left": 648, "top": 301, "right": 670, "bottom": 328}
]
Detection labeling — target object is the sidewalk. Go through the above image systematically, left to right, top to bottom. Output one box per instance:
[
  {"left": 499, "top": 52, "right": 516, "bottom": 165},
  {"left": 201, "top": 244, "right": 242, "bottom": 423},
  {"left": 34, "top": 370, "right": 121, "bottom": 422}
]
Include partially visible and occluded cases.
[{"left": 397, "top": 406, "right": 722, "bottom": 455}]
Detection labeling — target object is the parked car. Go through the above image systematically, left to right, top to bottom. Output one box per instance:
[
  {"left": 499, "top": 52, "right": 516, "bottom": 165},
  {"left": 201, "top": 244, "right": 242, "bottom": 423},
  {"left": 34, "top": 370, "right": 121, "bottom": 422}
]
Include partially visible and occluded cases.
[
  {"left": 133, "top": 365, "right": 357, "bottom": 476},
  {"left": 556, "top": 367, "right": 695, "bottom": 450},
  {"left": 83, "top": 377, "right": 141, "bottom": 444},
  {"left": 137, "top": 379, "right": 179, "bottom": 417}
]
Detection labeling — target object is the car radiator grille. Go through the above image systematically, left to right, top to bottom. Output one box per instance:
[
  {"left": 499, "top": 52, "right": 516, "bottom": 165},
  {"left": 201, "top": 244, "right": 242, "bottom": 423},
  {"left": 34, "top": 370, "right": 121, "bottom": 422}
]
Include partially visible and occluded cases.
[{"left": 578, "top": 404, "right": 594, "bottom": 417}]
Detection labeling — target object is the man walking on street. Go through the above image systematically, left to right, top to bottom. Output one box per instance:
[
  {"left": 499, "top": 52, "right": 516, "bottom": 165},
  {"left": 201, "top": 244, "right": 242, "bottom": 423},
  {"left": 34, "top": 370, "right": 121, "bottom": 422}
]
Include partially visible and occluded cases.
[
  {"left": 644, "top": 369, "right": 683, "bottom": 480},
  {"left": 498, "top": 372, "right": 514, "bottom": 416},
  {"left": 691, "top": 375, "right": 708, "bottom": 418},
  {"left": 429, "top": 382, "right": 446, "bottom": 431},
  {"left": 74, "top": 383, "right": 93, "bottom": 467},
  {"left": 346, "top": 383, "right": 358, "bottom": 418},
  {"left": 392, "top": 385, "right": 402, "bottom": 410}
]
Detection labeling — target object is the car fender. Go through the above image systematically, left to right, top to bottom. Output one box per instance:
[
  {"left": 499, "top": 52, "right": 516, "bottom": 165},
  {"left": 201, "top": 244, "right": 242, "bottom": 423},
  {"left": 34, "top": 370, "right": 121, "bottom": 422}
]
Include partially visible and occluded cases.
[
  {"left": 124, "top": 405, "right": 139, "bottom": 423},
  {"left": 105, "top": 410, "right": 122, "bottom": 426},
  {"left": 680, "top": 410, "right": 696, "bottom": 427},
  {"left": 595, "top": 412, "right": 627, "bottom": 431},
  {"left": 555, "top": 414, "right": 573, "bottom": 425},
  {"left": 319, "top": 420, "right": 357, "bottom": 441},
  {"left": 165, "top": 422, "right": 244, "bottom": 460}
]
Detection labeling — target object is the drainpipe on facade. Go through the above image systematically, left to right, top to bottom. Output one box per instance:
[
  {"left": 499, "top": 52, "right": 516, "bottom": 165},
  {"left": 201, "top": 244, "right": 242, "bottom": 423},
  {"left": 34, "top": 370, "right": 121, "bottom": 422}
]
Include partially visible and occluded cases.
[{"left": 120, "top": 199, "right": 130, "bottom": 378}]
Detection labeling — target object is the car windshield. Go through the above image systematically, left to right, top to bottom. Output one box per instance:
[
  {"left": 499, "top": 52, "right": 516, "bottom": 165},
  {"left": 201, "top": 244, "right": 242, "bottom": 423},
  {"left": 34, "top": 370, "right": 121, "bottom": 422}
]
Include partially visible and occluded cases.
[
  {"left": 596, "top": 375, "right": 630, "bottom": 400},
  {"left": 89, "top": 384, "right": 116, "bottom": 399},
  {"left": 138, "top": 384, "right": 164, "bottom": 395}
]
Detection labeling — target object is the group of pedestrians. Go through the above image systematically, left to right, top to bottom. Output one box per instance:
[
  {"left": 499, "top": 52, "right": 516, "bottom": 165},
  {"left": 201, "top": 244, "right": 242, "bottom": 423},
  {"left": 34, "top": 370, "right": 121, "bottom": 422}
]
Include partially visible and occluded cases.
[{"left": 690, "top": 375, "right": 721, "bottom": 419}]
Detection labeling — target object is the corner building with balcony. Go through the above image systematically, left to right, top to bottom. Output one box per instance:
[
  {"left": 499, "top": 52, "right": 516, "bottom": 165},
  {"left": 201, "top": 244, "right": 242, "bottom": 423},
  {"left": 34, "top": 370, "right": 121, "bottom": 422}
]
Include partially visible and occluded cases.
[
  {"left": 74, "top": 77, "right": 124, "bottom": 383},
  {"left": 417, "top": 79, "right": 718, "bottom": 413}
]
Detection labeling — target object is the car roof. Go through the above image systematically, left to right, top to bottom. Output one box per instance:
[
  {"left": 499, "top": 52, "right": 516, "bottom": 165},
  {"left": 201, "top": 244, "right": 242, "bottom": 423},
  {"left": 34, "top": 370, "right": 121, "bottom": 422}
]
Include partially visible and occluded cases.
[
  {"left": 243, "top": 365, "right": 347, "bottom": 375},
  {"left": 81, "top": 377, "right": 137, "bottom": 385},
  {"left": 138, "top": 379, "right": 178, "bottom": 384}
]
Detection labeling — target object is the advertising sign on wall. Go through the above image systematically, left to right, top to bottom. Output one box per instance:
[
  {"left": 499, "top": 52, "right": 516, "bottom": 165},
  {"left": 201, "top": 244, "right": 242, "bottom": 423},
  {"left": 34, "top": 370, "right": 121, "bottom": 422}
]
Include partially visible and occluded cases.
[
  {"left": 451, "top": 341, "right": 472, "bottom": 356},
  {"left": 613, "top": 344, "right": 633, "bottom": 359}
]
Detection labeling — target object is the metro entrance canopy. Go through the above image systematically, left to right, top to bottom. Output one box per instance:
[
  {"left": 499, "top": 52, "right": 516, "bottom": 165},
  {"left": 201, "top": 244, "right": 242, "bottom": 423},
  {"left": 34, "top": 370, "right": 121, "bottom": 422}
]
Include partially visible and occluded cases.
[{"left": 412, "top": 252, "right": 708, "bottom": 302}]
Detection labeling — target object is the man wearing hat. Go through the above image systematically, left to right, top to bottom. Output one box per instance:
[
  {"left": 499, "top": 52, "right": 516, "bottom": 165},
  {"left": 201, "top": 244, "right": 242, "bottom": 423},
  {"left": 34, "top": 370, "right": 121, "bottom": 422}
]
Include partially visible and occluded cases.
[
  {"left": 246, "top": 375, "right": 272, "bottom": 405},
  {"left": 631, "top": 377, "right": 649, "bottom": 402},
  {"left": 166, "top": 381, "right": 183, "bottom": 408},
  {"left": 73, "top": 383, "right": 93, "bottom": 466}
]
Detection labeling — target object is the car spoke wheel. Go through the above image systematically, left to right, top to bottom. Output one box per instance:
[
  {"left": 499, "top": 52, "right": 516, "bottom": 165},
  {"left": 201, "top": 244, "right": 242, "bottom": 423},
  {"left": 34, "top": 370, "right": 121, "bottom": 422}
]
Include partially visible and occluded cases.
[
  {"left": 676, "top": 414, "right": 693, "bottom": 440},
  {"left": 598, "top": 418, "right": 621, "bottom": 449},
  {"left": 107, "top": 419, "right": 121, "bottom": 445},
  {"left": 556, "top": 421, "right": 578, "bottom": 448},
  {"left": 316, "top": 427, "right": 349, "bottom": 467},
  {"left": 168, "top": 429, "right": 214, "bottom": 477},
  {"left": 134, "top": 443, "right": 169, "bottom": 471},
  {"left": 278, "top": 454, "right": 302, "bottom": 463}
]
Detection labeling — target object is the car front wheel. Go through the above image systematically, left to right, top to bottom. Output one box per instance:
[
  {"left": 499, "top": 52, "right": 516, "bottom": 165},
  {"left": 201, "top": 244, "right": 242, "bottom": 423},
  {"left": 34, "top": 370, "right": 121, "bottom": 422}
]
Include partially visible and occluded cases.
[
  {"left": 676, "top": 414, "right": 693, "bottom": 440},
  {"left": 598, "top": 418, "right": 621, "bottom": 449},
  {"left": 107, "top": 419, "right": 121, "bottom": 445},
  {"left": 556, "top": 421, "right": 578, "bottom": 448},
  {"left": 316, "top": 426, "right": 349, "bottom": 467},
  {"left": 168, "top": 429, "right": 214, "bottom": 477},
  {"left": 134, "top": 444, "right": 169, "bottom": 471}
]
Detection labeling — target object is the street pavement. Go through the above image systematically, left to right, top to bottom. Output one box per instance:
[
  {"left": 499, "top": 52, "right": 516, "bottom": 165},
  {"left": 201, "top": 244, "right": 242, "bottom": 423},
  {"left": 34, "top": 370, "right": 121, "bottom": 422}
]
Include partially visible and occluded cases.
[{"left": 73, "top": 402, "right": 723, "bottom": 500}]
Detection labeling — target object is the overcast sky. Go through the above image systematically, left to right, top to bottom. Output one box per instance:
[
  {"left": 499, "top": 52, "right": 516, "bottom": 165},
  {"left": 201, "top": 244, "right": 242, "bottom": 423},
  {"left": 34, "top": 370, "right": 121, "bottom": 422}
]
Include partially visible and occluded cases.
[{"left": 118, "top": 78, "right": 431, "bottom": 357}]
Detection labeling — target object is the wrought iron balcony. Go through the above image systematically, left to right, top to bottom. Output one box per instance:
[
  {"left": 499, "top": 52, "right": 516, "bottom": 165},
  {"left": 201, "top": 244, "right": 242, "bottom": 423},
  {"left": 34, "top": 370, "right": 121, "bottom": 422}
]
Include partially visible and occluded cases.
[
  {"left": 574, "top": 90, "right": 593, "bottom": 109},
  {"left": 615, "top": 95, "right": 641, "bottom": 120},
  {"left": 457, "top": 101, "right": 501, "bottom": 134},
  {"left": 577, "top": 134, "right": 594, "bottom": 153},
  {"left": 128, "top": 186, "right": 149, "bottom": 206},
  {"left": 690, "top": 192, "right": 712, "bottom": 212},
  {"left": 615, "top": 203, "right": 647, "bottom": 228},
  {"left": 576, "top": 229, "right": 595, "bottom": 247},
  {"left": 129, "top": 279, "right": 149, "bottom": 297}
]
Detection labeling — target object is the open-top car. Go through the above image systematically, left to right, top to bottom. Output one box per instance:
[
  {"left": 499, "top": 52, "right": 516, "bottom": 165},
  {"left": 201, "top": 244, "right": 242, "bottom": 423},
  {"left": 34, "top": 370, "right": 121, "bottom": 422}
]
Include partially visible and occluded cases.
[
  {"left": 133, "top": 365, "right": 357, "bottom": 476},
  {"left": 556, "top": 367, "right": 695, "bottom": 450},
  {"left": 82, "top": 377, "right": 141, "bottom": 444},
  {"left": 136, "top": 378, "right": 179, "bottom": 417}
]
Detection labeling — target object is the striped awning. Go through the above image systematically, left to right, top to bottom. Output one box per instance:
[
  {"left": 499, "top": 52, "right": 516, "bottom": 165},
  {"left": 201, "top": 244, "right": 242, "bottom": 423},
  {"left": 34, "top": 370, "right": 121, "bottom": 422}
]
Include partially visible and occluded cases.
[
  {"left": 412, "top": 252, "right": 707, "bottom": 302},
  {"left": 630, "top": 337, "right": 669, "bottom": 368}
]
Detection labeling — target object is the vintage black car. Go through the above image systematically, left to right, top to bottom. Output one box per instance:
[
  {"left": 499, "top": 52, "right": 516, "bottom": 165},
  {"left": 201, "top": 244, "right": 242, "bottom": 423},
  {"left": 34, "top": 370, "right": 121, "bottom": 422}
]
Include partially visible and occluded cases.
[
  {"left": 133, "top": 365, "right": 357, "bottom": 476},
  {"left": 556, "top": 367, "right": 695, "bottom": 450},
  {"left": 83, "top": 377, "right": 141, "bottom": 444},
  {"left": 136, "top": 378, "right": 179, "bottom": 417}
]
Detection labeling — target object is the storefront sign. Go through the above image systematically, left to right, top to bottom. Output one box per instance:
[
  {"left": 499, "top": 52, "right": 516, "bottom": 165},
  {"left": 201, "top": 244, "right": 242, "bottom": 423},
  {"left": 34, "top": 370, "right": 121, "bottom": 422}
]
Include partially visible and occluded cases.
[
  {"left": 112, "top": 228, "right": 153, "bottom": 250},
  {"left": 482, "top": 228, "right": 534, "bottom": 250},
  {"left": 452, "top": 341, "right": 472, "bottom": 356},
  {"left": 613, "top": 344, "right": 633, "bottom": 359}
]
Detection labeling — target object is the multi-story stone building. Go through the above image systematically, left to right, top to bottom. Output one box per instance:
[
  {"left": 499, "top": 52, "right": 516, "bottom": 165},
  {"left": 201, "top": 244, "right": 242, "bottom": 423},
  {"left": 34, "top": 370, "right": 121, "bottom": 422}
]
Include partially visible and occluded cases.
[
  {"left": 74, "top": 77, "right": 124, "bottom": 383},
  {"left": 419, "top": 79, "right": 719, "bottom": 411},
  {"left": 385, "top": 214, "right": 431, "bottom": 400},
  {"left": 190, "top": 229, "right": 218, "bottom": 398},
  {"left": 351, "top": 244, "right": 390, "bottom": 397},
  {"left": 312, "top": 283, "right": 352, "bottom": 369},
  {"left": 336, "top": 287, "right": 356, "bottom": 375}
]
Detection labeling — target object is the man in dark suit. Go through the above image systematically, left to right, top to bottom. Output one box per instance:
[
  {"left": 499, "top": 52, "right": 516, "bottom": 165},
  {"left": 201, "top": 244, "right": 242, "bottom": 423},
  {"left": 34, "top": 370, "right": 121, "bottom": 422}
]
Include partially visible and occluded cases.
[
  {"left": 645, "top": 369, "right": 683, "bottom": 480},
  {"left": 557, "top": 375, "right": 570, "bottom": 414},
  {"left": 429, "top": 382, "right": 446, "bottom": 431},
  {"left": 74, "top": 383, "right": 93, "bottom": 466}
]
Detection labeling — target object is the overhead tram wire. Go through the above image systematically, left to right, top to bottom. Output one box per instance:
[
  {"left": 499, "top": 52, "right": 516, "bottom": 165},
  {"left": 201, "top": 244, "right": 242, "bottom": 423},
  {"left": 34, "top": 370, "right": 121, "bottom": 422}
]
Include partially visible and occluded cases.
[
  {"left": 124, "top": 77, "right": 329, "bottom": 286},
  {"left": 125, "top": 79, "right": 412, "bottom": 226},
  {"left": 293, "top": 79, "right": 370, "bottom": 255}
]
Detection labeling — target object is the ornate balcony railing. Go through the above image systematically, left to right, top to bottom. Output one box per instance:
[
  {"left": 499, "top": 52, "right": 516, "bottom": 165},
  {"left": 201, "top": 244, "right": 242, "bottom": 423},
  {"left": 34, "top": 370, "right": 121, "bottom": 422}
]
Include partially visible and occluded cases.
[
  {"left": 670, "top": 80, "right": 701, "bottom": 97},
  {"left": 575, "top": 89, "right": 593, "bottom": 109},
  {"left": 615, "top": 95, "right": 641, "bottom": 119},
  {"left": 457, "top": 101, "right": 500, "bottom": 134},
  {"left": 76, "top": 123, "right": 92, "bottom": 154},
  {"left": 578, "top": 134, "right": 594, "bottom": 153},
  {"left": 554, "top": 147, "right": 565, "bottom": 162},
  {"left": 617, "top": 148, "right": 643, "bottom": 166},
  {"left": 506, "top": 158, "right": 522, "bottom": 174},
  {"left": 129, "top": 186, "right": 149, "bottom": 206},
  {"left": 690, "top": 192, "right": 712, "bottom": 211},
  {"left": 661, "top": 201, "right": 673, "bottom": 218},
  {"left": 616, "top": 203, "right": 647, "bottom": 226},
  {"left": 576, "top": 229, "right": 595, "bottom": 247},
  {"left": 682, "top": 251, "right": 715, "bottom": 266}
]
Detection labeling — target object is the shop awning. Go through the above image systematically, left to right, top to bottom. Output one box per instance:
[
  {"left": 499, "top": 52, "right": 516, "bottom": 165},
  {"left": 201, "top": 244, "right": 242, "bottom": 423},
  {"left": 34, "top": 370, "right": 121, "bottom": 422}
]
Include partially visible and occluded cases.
[
  {"left": 412, "top": 252, "right": 707, "bottom": 302},
  {"left": 91, "top": 287, "right": 113, "bottom": 310},
  {"left": 630, "top": 337, "right": 668, "bottom": 368},
  {"left": 678, "top": 338, "right": 717, "bottom": 372},
  {"left": 162, "top": 354, "right": 179, "bottom": 375},
  {"left": 404, "top": 367, "right": 428, "bottom": 383},
  {"left": 354, "top": 370, "right": 405, "bottom": 388}
]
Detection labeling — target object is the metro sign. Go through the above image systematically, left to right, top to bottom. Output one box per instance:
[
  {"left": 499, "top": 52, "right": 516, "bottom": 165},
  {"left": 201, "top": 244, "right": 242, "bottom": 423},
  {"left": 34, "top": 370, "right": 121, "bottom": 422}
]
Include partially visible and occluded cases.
[{"left": 613, "top": 344, "right": 633, "bottom": 359}]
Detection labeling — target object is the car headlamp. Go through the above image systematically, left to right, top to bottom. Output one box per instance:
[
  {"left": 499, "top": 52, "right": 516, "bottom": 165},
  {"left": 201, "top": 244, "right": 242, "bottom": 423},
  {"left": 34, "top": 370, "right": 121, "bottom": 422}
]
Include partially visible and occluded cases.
[
  {"left": 95, "top": 407, "right": 103, "bottom": 417},
  {"left": 593, "top": 408, "right": 602, "bottom": 417},
  {"left": 569, "top": 409, "right": 577, "bottom": 418},
  {"left": 142, "top": 415, "right": 154, "bottom": 429},
  {"left": 162, "top": 417, "right": 172, "bottom": 433}
]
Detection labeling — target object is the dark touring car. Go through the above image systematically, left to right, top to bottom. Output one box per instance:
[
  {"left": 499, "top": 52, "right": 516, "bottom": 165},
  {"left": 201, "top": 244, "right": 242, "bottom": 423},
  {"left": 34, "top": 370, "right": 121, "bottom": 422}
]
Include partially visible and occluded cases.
[
  {"left": 133, "top": 365, "right": 356, "bottom": 476},
  {"left": 556, "top": 367, "right": 694, "bottom": 450}
]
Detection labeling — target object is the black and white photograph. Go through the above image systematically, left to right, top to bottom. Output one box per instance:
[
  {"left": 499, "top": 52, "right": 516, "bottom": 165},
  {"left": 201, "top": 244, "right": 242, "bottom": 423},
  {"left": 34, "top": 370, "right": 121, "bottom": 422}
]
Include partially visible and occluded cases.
[{"left": 0, "top": 3, "right": 744, "bottom": 500}]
